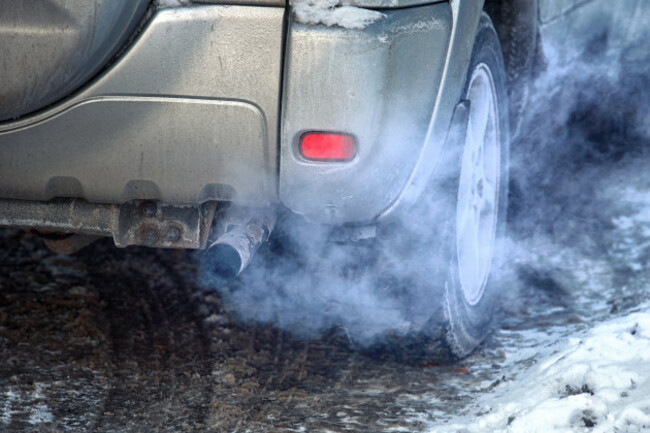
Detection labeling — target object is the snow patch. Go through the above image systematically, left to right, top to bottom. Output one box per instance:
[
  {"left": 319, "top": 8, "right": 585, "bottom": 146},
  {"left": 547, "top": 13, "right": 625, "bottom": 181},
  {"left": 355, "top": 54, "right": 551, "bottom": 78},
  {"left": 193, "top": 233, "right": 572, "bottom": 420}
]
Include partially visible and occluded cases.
[
  {"left": 156, "top": 0, "right": 190, "bottom": 8},
  {"left": 292, "top": 0, "right": 385, "bottom": 30},
  {"left": 433, "top": 311, "right": 650, "bottom": 433},
  {"left": 1, "top": 383, "right": 55, "bottom": 426},
  {"left": 0, "top": 390, "right": 17, "bottom": 425},
  {"left": 28, "top": 404, "right": 54, "bottom": 425}
]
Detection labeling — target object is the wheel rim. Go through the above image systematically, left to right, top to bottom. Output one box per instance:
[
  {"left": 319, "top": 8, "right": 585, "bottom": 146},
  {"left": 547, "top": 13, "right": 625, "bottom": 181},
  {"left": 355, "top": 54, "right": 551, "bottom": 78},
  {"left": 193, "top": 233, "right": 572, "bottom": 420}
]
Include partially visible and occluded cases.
[{"left": 456, "top": 63, "right": 501, "bottom": 306}]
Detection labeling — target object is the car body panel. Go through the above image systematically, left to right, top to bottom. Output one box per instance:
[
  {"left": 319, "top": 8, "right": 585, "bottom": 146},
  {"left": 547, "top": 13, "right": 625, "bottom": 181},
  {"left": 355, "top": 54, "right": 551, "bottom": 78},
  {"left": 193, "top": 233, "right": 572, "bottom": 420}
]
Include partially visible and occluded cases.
[
  {"left": 0, "top": 0, "right": 150, "bottom": 121},
  {"left": 4, "top": 0, "right": 639, "bottom": 246},
  {"left": 278, "top": 0, "right": 485, "bottom": 224},
  {"left": 379, "top": 0, "right": 484, "bottom": 220},
  {"left": 280, "top": 3, "right": 455, "bottom": 223},
  {"left": 0, "top": 5, "right": 285, "bottom": 206},
  {"left": 0, "top": 96, "right": 267, "bottom": 204}
]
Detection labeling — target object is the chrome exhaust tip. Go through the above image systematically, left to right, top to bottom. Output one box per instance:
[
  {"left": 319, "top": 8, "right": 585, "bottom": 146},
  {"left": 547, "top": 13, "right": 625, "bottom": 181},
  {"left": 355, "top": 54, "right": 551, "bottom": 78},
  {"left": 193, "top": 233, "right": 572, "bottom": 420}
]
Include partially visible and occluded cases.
[
  {"left": 204, "top": 206, "right": 276, "bottom": 280},
  {"left": 207, "top": 242, "right": 243, "bottom": 279}
]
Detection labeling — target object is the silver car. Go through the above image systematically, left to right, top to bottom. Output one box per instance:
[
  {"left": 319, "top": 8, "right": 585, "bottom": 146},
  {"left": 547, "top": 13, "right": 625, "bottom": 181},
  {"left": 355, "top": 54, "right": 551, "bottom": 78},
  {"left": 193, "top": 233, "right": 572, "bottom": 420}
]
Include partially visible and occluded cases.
[{"left": 0, "top": 0, "right": 642, "bottom": 359}]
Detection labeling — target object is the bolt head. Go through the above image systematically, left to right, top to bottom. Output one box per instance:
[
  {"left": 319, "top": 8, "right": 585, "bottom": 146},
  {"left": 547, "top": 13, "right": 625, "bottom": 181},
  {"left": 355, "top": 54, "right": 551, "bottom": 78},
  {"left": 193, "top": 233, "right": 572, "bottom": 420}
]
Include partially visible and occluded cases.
[
  {"left": 142, "top": 202, "right": 157, "bottom": 217},
  {"left": 166, "top": 226, "right": 182, "bottom": 242},
  {"left": 142, "top": 229, "right": 159, "bottom": 246}
]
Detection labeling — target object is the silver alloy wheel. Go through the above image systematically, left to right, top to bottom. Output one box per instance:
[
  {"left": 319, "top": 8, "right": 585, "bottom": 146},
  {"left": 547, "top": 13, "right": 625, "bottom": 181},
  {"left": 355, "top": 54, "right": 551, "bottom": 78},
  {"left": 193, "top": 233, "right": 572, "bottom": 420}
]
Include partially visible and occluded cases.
[{"left": 456, "top": 63, "right": 501, "bottom": 306}]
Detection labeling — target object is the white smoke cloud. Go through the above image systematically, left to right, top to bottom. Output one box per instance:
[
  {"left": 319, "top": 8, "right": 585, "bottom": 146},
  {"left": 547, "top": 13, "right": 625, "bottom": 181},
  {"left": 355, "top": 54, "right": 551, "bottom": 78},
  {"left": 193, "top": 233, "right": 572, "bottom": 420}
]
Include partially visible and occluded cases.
[{"left": 200, "top": 4, "right": 650, "bottom": 354}]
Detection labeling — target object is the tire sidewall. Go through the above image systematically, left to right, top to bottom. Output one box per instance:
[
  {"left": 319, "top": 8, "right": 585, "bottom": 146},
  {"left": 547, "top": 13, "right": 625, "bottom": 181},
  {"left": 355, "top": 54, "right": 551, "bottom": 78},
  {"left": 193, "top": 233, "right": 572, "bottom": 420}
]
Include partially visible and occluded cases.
[{"left": 443, "top": 13, "right": 510, "bottom": 357}]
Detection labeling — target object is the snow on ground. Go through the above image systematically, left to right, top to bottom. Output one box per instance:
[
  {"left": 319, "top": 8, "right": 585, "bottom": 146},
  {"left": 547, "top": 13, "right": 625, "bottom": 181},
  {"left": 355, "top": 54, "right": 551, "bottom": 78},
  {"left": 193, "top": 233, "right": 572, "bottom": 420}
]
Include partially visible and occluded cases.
[
  {"left": 292, "top": 0, "right": 385, "bottom": 30},
  {"left": 422, "top": 157, "right": 650, "bottom": 433},
  {"left": 428, "top": 179, "right": 650, "bottom": 433},
  {"left": 433, "top": 307, "right": 650, "bottom": 433}
]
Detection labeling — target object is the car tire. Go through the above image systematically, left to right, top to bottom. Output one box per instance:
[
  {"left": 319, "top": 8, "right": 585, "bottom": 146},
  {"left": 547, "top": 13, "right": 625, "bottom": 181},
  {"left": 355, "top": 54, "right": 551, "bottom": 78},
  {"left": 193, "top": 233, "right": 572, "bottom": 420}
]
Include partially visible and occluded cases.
[
  {"left": 484, "top": 0, "right": 538, "bottom": 139},
  {"left": 371, "top": 12, "right": 510, "bottom": 362}
]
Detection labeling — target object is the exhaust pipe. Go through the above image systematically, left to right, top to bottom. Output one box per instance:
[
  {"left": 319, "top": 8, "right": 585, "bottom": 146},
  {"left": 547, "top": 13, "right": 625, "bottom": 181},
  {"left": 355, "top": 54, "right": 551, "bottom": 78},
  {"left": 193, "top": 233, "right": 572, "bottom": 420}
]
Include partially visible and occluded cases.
[{"left": 204, "top": 206, "right": 276, "bottom": 279}]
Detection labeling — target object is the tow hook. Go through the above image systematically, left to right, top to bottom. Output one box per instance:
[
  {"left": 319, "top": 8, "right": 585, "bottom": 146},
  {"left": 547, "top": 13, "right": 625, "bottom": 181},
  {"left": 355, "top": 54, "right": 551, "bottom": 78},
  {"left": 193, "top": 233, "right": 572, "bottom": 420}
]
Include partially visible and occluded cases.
[{"left": 204, "top": 206, "right": 276, "bottom": 280}]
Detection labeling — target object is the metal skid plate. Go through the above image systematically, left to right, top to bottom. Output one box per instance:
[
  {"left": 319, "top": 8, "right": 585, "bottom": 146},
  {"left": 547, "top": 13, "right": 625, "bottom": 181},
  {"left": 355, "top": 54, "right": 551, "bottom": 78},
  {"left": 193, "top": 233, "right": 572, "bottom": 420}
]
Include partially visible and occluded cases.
[{"left": 114, "top": 201, "right": 216, "bottom": 249}]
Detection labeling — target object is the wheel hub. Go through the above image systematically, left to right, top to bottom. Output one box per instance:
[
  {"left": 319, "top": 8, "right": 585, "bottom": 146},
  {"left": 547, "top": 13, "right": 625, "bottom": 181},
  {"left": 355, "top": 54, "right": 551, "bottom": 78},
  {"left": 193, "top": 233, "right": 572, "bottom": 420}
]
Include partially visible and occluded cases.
[{"left": 456, "top": 63, "right": 501, "bottom": 306}]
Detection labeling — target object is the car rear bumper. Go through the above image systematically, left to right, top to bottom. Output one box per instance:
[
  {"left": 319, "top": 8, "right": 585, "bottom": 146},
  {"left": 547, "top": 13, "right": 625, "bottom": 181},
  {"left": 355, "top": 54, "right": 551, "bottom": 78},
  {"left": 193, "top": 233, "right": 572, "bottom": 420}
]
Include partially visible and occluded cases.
[
  {"left": 0, "top": 1, "right": 480, "bottom": 228},
  {"left": 280, "top": 3, "right": 453, "bottom": 223},
  {"left": 0, "top": 5, "right": 285, "bottom": 206}
]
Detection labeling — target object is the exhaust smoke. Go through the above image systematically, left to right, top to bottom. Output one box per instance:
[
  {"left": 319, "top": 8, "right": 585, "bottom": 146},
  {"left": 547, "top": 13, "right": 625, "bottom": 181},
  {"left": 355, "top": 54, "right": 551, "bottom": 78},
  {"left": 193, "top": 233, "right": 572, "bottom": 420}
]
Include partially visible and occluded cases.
[{"left": 200, "top": 4, "right": 650, "bottom": 351}]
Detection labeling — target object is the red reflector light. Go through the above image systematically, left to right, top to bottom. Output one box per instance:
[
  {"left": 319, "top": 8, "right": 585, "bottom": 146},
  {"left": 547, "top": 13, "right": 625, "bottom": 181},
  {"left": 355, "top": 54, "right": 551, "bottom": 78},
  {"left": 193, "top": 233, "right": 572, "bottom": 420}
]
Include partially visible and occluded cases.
[{"left": 299, "top": 132, "right": 356, "bottom": 161}]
